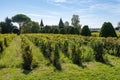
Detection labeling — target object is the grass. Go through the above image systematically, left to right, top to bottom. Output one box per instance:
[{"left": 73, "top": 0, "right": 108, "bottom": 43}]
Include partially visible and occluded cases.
[
  {"left": 0, "top": 34, "right": 120, "bottom": 80},
  {"left": 0, "top": 36, "right": 22, "bottom": 68},
  {"left": 0, "top": 55, "right": 120, "bottom": 80}
]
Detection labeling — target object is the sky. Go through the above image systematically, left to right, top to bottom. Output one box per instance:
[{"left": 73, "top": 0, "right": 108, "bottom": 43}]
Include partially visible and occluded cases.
[{"left": 0, "top": 0, "right": 120, "bottom": 28}]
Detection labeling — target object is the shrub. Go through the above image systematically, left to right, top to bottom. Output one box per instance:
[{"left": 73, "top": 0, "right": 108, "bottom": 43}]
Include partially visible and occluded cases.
[
  {"left": 99, "top": 22, "right": 117, "bottom": 37},
  {"left": 81, "top": 25, "right": 91, "bottom": 36},
  {"left": 4, "top": 38, "right": 8, "bottom": 47},
  {"left": 103, "top": 38, "right": 117, "bottom": 55},
  {"left": 0, "top": 40, "right": 4, "bottom": 53},
  {"left": 62, "top": 40, "right": 69, "bottom": 57},
  {"left": 90, "top": 40, "right": 105, "bottom": 62},
  {"left": 41, "top": 41, "right": 53, "bottom": 63},
  {"left": 53, "top": 44, "right": 62, "bottom": 70},
  {"left": 71, "top": 44, "right": 82, "bottom": 66},
  {"left": 22, "top": 46, "right": 33, "bottom": 70},
  {"left": 81, "top": 46, "right": 94, "bottom": 62}
]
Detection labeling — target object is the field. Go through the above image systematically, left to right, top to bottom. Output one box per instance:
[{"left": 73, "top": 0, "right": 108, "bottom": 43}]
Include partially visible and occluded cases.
[{"left": 0, "top": 34, "right": 120, "bottom": 80}]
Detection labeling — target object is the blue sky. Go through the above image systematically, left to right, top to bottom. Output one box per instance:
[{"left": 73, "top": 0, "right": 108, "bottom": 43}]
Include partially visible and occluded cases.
[{"left": 0, "top": 0, "right": 120, "bottom": 28}]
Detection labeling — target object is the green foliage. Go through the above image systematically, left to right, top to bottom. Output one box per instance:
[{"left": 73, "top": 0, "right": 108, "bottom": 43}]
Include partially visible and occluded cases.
[
  {"left": 12, "top": 14, "right": 31, "bottom": 32},
  {"left": 12, "top": 14, "right": 31, "bottom": 24},
  {"left": 71, "top": 15, "right": 80, "bottom": 28},
  {"left": 0, "top": 17, "right": 15, "bottom": 34},
  {"left": 59, "top": 18, "right": 64, "bottom": 28},
  {"left": 40, "top": 19, "right": 44, "bottom": 27},
  {"left": 22, "top": 21, "right": 40, "bottom": 33},
  {"left": 31, "top": 22, "right": 40, "bottom": 33},
  {"left": 99, "top": 22, "right": 117, "bottom": 37},
  {"left": 81, "top": 25, "right": 91, "bottom": 36},
  {"left": 40, "top": 26, "right": 52, "bottom": 33},
  {"left": 68, "top": 27, "right": 75, "bottom": 34},
  {"left": 59, "top": 28, "right": 66, "bottom": 34},
  {"left": 74, "top": 28, "right": 80, "bottom": 35},
  {"left": 53, "top": 29, "right": 59, "bottom": 34},
  {"left": 1, "top": 34, "right": 120, "bottom": 80},
  {"left": 0, "top": 35, "right": 15, "bottom": 53},
  {"left": 0, "top": 35, "right": 20, "bottom": 68},
  {"left": 4, "top": 38, "right": 8, "bottom": 47},
  {"left": 102, "top": 38, "right": 120, "bottom": 57},
  {"left": 0, "top": 40, "right": 4, "bottom": 53},
  {"left": 62, "top": 40, "right": 69, "bottom": 57},
  {"left": 90, "top": 40, "right": 105, "bottom": 62},
  {"left": 40, "top": 41, "right": 53, "bottom": 63},
  {"left": 53, "top": 44, "right": 62, "bottom": 70},
  {"left": 71, "top": 44, "right": 82, "bottom": 66},
  {"left": 22, "top": 45, "right": 33, "bottom": 70},
  {"left": 81, "top": 46, "right": 94, "bottom": 62}
]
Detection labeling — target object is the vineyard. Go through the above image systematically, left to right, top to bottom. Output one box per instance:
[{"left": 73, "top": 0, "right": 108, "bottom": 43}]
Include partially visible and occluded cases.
[{"left": 0, "top": 34, "right": 120, "bottom": 80}]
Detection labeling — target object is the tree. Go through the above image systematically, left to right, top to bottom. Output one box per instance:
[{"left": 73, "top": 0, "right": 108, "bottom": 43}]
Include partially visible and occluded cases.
[
  {"left": 12, "top": 14, "right": 31, "bottom": 33},
  {"left": 71, "top": 15, "right": 80, "bottom": 28},
  {"left": 71, "top": 15, "right": 81, "bottom": 33},
  {"left": 0, "top": 17, "right": 14, "bottom": 34},
  {"left": 5, "top": 17, "right": 14, "bottom": 33},
  {"left": 59, "top": 18, "right": 64, "bottom": 28},
  {"left": 40, "top": 19, "right": 44, "bottom": 29},
  {"left": 22, "top": 21, "right": 40, "bottom": 33},
  {"left": 31, "top": 21, "right": 40, "bottom": 33},
  {"left": 64, "top": 21, "right": 69, "bottom": 27},
  {"left": 0, "top": 22, "right": 6, "bottom": 34},
  {"left": 22, "top": 22, "right": 32, "bottom": 33},
  {"left": 99, "top": 22, "right": 117, "bottom": 37},
  {"left": 81, "top": 25, "right": 91, "bottom": 36},
  {"left": 68, "top": 27, "right": 75, "bottom": 34},
  {"left": 60, "top": 28, "right": 66, "bottom": 34},
  {"left": 74, "top": 28, "right": 80, "bottom": 35},
  {"left": 53, "top": 29, "right": 59, "bottom": 34}
]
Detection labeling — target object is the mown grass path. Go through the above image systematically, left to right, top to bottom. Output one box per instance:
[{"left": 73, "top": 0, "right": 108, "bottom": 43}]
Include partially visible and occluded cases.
[{"left": 0, "top": 36, "right": 22, "bottom": 68}]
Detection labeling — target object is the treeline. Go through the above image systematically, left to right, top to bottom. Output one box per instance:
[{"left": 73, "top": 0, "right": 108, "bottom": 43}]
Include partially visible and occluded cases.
[{"left": 0, "top": 14, "right": 118, "bottom": 37}]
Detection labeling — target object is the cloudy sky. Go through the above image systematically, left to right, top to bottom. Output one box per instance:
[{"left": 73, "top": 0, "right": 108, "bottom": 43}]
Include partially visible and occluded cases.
[{"left": 0, "top": 0, "right": 120, "bottom": 28}]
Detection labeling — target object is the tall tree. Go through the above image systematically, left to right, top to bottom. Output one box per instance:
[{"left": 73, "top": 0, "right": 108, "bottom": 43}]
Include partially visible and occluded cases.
[
  {"left": 12, "top": 14, "right": 31, "bottom": 33},
  {"left": 71, "top": 15, "right": 80, "bottom": 28},
  {"left": 71, "top": 15, "right": 81, "bottom": 33},
  {"left": 0, "top": 17, "right": 14, "bottom": 34},
  {"left": 5, "top": 17, "right": 14, "bottom": 33},
  {"left": 59, "top": 18, "right": 64, "bottom": 28},
  {"left": 40, "top": 19, "right": 44, "bottom": 29},
  {"left": 0, "top": 22, "right": 5, "bottom": 34},
  {"left": 99, "top": 22, "right": 117, "bottom": 37}
]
